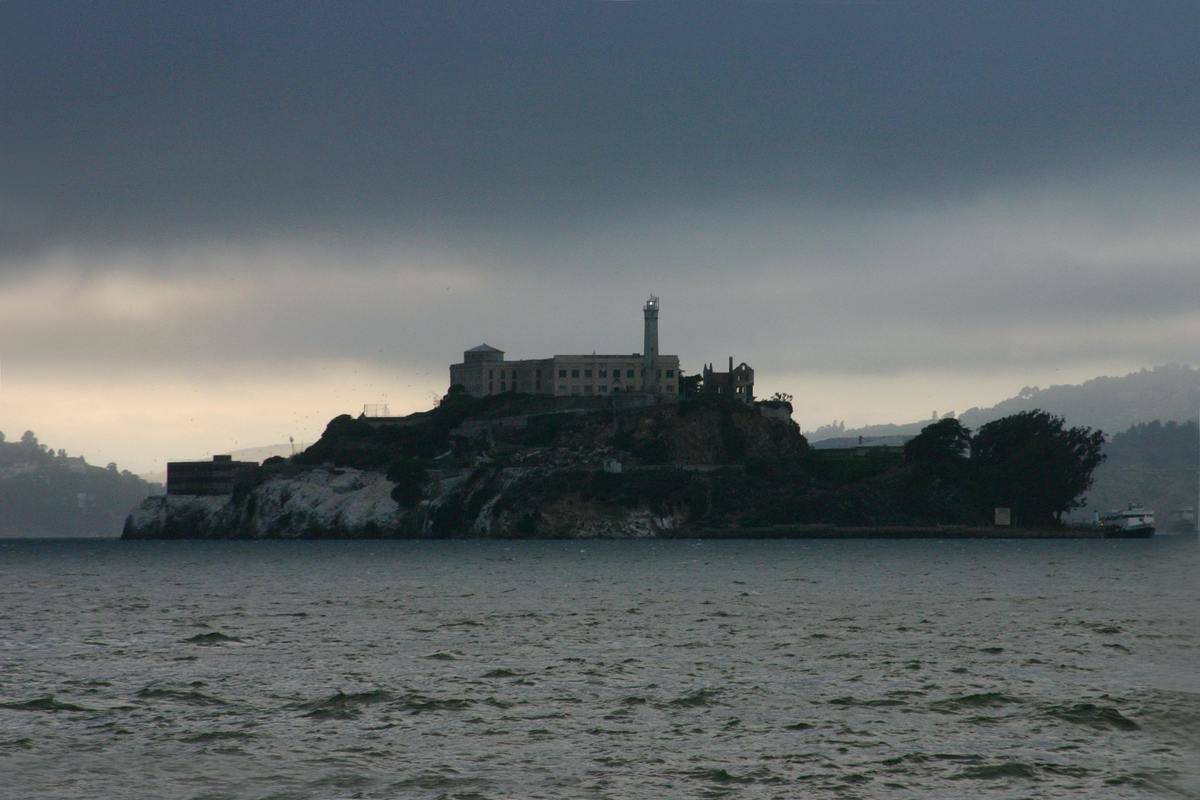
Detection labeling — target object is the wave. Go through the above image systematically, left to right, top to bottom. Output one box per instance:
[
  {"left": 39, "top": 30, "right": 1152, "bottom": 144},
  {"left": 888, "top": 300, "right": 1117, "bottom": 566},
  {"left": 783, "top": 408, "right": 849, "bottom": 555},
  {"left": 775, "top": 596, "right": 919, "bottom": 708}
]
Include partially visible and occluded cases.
[
  {"left": 181, "top": 631, "right": 242, "bottom": 645},
  {"left": 136, "top": 686, "right": 230, "bottom": 706},
  {"left": 665, "top": 688, "right": 722, "bottom": 708},
  {"left": 300, "top": 689, "right": 393, "bottom": 719},
  {"left": 930, "top": 692, "right": 1022, "bottom": 712},
  {"left": 0, "top": 695, "right": 92, "bottom": 713},
  {"left": 828, "top": 696, "right": 906, "bottom": 708},
  {"left": 1042, "top": 703, "right": 1139, "bottom": 731},
  {"left": 181, "top": 730, "right": 257, "bottom": 743},
  {"left": 953, "top": 761, "right": 1038, "bottom": 780},
  {"left": 681, "top": 767, "right": 755, "bottom": 784}
]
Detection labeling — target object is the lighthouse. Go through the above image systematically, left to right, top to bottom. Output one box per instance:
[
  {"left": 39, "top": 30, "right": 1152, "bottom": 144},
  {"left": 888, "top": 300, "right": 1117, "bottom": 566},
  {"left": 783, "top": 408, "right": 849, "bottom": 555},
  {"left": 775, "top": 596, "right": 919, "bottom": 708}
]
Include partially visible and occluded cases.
[{"left": 643, "top": 294, "right": 659, "bottom": 392}]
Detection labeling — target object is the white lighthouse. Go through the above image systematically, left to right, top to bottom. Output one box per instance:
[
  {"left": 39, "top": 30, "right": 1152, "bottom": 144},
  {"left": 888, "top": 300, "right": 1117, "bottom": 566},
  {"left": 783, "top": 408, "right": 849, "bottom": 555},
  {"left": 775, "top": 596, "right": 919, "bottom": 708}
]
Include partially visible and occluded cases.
[{"left": 643, "top": 294, "right": 660, "bottom": 392}]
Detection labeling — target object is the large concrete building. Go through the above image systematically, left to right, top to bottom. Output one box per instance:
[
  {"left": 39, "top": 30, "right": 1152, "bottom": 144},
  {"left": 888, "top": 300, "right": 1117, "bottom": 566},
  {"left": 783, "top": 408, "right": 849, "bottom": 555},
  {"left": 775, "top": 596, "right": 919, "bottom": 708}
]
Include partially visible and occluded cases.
[{"left": 449, "top": 296, "right": 681, "bottom": 398}]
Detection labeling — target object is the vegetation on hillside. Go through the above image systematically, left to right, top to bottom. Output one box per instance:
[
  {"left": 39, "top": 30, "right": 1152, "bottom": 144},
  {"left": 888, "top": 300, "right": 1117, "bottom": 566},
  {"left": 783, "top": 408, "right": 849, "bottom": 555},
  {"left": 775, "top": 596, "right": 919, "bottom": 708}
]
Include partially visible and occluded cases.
[
  {"left": 814, "top": 363, "right": 1200, "bottom": 443},
  {"left": 283, "top": 391, "right": 1108, "bottom": 534},
  {"left": 1081, "top": 419, "right": 1197, "bottom": 521},
  {"left": 0, "top": 430, "right": 154, "bottom": 537}
]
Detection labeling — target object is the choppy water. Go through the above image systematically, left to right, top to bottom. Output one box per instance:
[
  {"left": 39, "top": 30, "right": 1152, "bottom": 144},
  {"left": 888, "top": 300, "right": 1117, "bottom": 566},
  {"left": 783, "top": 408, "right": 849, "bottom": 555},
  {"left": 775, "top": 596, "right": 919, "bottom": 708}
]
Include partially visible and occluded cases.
[{"left": 1, "top": 537, "right": 1198, "bottom": 799}]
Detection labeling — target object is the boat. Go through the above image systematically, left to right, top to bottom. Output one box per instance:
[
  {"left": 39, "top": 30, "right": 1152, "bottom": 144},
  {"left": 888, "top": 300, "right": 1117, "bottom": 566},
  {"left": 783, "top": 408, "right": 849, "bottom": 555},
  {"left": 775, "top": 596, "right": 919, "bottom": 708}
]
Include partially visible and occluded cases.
[{"left": 1096, "top": 505, "right": 1156, "bottom": 538}]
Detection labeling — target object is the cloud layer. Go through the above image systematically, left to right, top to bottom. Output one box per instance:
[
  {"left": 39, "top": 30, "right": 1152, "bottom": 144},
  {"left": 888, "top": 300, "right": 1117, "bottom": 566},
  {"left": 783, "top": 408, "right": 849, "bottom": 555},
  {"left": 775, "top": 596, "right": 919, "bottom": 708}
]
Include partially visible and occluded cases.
[{"left": 2, "top": 2, "right": 1198, "bottom": 469}]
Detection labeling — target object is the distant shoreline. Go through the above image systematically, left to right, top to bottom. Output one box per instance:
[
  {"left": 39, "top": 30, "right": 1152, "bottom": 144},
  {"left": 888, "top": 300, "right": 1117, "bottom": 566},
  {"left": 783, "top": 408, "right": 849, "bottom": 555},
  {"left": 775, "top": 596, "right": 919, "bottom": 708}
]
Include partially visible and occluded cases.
[{"left": 678, "top": 525, "right": 1145, "bottom": 540}]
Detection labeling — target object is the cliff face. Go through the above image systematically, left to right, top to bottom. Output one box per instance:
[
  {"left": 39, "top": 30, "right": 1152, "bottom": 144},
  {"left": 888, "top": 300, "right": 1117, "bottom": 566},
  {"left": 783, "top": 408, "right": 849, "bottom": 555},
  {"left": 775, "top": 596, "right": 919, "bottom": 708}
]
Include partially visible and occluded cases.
[{"left": 123, "top": 396, "right": 808, "bottom": 539}]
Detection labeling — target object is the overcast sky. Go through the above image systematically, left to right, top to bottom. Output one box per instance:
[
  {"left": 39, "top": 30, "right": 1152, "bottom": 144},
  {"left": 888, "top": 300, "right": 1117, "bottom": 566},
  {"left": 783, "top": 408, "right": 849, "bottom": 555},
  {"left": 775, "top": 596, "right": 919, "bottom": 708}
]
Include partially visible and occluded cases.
[{"left": 3, "top": 1, "right": 1199, "bottom": 473}]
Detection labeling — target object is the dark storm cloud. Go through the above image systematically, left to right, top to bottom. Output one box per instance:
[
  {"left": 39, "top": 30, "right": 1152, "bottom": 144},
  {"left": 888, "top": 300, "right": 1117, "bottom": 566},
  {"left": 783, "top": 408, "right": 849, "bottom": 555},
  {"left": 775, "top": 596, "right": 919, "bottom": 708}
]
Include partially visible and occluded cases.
[{"left": 4, "top": 1, "right": 1200, "bottom": 264}]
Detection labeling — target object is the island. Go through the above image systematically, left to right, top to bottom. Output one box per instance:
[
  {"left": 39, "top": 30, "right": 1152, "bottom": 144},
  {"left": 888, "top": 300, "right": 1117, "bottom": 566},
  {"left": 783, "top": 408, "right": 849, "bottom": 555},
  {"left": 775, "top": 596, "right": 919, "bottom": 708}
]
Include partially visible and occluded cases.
[{"left": 123, "top": 389, "right": 1106, "bottom": 539}]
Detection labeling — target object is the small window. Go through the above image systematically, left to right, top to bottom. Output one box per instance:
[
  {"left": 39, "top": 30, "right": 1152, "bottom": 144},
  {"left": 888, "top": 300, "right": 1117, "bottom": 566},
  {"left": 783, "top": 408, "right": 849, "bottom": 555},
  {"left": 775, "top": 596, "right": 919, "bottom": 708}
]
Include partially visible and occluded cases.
[
  {"left": 535, "top": 369, "right": 541, "bottom": 378},
  {"left": 559, "top": 369, "right": 567, "bottom": 378},
  {"left": 571, "top": 369, "right": 579, "bottom": 378},
  {"left": 584, "top": 369, "right": 592, "bottom": 378},
  {"left": 599, "top": 369, "right": 607, "bottom": 378},
  {"left": 626, "top": 369, "right": 635, "bottom": 378},
  {"left": 488, "top": 370, "right": 494, "bottom": 379},
  {"left": 666, "top": 370, "right": 674, "bottom": 378},
  {"left": 612, "top": 373, "right": 620, "bottom": 382},
  {"left": 500, "top": 381, "right": 506, "bottom": 391},
  {"left": 558, "top": 385, "right": 567, "bottom": 392},
  {"left": 584, "top": 385, "right": 594, "bottom": 394}
]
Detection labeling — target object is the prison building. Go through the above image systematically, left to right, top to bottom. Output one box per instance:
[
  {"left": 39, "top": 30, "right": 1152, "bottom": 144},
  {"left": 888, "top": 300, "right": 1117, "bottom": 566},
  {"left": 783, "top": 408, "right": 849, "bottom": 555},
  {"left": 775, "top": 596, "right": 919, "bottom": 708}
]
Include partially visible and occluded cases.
[{"left": 449, "top": 296, "right": 680, "bottom": 398}]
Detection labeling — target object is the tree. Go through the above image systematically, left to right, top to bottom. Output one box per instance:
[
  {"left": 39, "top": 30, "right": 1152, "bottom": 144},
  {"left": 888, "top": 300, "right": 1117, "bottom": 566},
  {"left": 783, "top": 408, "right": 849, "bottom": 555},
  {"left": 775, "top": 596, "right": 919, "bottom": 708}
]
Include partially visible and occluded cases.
[
  {"left": 971, "top": 410, "right": 1106, "bottom": 525},
  {"left": 905, "top": 418, "right": 972, "bottom": 471},
  {"left": 20, "top": 430, "right": 38, "bottom": 448}
]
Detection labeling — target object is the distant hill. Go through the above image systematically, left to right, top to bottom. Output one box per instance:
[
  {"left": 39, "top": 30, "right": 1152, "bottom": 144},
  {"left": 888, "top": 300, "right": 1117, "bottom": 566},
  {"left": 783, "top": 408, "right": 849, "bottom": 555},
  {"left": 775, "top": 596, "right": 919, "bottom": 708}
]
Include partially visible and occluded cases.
[
  {"left": 812, "top": 364, "right": 1200, "bottom": 442},
  {"left": 1079, "top": 420, "right": 1197, "bottom": 526},
  {"left": 0, "top": 431, "right": 155, "bottom": 537}
]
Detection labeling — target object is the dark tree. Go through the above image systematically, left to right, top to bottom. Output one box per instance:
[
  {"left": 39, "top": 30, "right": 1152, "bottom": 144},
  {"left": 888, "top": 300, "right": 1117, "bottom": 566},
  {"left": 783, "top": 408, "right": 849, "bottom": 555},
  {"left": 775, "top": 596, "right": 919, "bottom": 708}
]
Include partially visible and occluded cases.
[
  {"left": 971, "top": 410, "right": 1106, "bottom": 525},
  {"left": 905, "top": 418, "right": 972, "bottom": 471},
  {"left": 387, "top": 457, "right": 428, "bottom": 507}
]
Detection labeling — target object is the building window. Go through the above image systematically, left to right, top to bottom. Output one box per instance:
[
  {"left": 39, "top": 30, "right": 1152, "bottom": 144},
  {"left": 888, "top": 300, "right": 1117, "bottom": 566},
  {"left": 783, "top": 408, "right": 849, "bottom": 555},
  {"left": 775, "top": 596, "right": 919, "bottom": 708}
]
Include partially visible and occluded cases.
[
  {"left": 535, "top": 369, "right": 541, "bottom": 378},
  {"left": 559, "top": 369, "right": 567, "bottom": 378},
  {"left": 571, "top": 369, "right": 579, "bottom": 378},
  {"left": 584, "top": 369, "right": 592, "bottom": 378},
  {"left": 599, "top": 369, "right": 607, "bottom": 378},
  {"left": 626, "top": 369, "right": 635, "bottom": 378},
  {"left": 488, "top": 370, "right": 494, "bottom": 379},
  {"left": 666, "top": 370, "right": 674, "bottom": 378},
  {"left": 612, "top": 373, "right": 620, "bottom": 382},
  {"left": 488, "top": 381, "right": 493, "bottom": 392},
  {"left": 501, "top": 381, "right": 506, "bottom": 391},
  {"left": 558, "top": 385, "right": 567, "bottom": 392},
  {"left": 584, "top": 385, "right": 593, "bottom": 394},
  {"left": 599, "top": 385, "right": 608, "bottom": 393}
]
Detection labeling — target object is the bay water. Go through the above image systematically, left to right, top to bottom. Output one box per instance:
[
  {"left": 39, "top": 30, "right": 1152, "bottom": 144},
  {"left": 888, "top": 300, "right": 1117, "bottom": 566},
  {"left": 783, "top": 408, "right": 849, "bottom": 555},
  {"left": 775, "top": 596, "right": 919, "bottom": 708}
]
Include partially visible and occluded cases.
[{"left": 1, "top": 537, "right": 1197, "bottom": 798}]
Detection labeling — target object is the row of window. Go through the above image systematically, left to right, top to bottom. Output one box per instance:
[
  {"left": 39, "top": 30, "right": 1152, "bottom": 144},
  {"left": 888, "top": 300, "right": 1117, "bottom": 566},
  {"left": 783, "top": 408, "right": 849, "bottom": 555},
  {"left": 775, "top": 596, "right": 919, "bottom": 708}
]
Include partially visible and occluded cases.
[
  {"left": 488, "top": 368, "right": 543, "bottom": 380},
  {"left": 557, "top": 368, "right": 675, "bottom": 379},
  {"left": 554, "top": 384, "right": 676, "bottom": 395}
]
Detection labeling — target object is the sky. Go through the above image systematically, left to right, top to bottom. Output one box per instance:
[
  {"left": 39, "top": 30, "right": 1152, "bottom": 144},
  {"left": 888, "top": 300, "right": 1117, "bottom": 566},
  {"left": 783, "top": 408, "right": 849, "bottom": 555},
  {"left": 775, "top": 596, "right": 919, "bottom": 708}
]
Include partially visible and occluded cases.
[{"left": 3, "top": 1, "right": 1199, "bottom": 474}]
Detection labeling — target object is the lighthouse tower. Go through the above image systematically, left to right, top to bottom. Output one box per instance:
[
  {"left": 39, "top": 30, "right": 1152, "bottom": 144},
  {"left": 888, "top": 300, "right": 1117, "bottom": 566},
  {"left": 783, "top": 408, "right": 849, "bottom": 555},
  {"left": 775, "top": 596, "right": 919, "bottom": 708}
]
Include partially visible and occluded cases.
[{"left": 643, "top": 295, "right": 659, "bottom": 392}]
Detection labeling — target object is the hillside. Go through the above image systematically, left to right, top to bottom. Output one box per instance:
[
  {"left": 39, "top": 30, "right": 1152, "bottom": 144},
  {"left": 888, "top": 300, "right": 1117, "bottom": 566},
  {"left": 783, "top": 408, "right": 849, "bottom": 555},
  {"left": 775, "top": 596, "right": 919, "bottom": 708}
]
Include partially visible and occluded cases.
[
  {"left": 813, "top": 364, "right": 1200, "bottom": 442},
  {"left": 1078, "top": 420, "right": 1198, "bottom": 526},
  {"left": 0, "top": 431, "right": 155, "bottom": 537}
]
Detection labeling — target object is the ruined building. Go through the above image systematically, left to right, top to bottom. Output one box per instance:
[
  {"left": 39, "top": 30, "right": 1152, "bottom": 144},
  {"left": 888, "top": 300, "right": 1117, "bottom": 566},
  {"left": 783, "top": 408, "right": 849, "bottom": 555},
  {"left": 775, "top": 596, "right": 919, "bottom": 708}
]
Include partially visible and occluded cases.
[{"left": 700, "top": 358, "right": 755, "bottom": 403}]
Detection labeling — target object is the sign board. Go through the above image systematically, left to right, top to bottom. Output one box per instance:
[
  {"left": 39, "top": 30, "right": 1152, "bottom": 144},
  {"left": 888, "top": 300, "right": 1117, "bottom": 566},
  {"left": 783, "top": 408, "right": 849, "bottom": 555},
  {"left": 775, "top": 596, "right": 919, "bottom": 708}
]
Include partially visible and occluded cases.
[{"left": 994, "top": 507, "right": 1012, "bottom": 526}]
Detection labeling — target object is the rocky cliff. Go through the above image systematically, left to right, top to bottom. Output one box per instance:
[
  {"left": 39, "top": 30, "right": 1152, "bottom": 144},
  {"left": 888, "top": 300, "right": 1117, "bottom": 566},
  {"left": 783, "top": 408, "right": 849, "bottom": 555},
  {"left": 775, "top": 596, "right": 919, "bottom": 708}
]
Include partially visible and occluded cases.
[{"left": 124, "top": 394, "right": 810, "bottom": 539}]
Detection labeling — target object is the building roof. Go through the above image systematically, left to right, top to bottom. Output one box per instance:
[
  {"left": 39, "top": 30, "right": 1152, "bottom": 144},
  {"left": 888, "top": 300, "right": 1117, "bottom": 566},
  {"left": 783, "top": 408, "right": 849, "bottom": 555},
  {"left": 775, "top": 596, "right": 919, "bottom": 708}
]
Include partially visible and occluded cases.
[{"left": 465, "top": 343, "right": 504, "bottom": 353}]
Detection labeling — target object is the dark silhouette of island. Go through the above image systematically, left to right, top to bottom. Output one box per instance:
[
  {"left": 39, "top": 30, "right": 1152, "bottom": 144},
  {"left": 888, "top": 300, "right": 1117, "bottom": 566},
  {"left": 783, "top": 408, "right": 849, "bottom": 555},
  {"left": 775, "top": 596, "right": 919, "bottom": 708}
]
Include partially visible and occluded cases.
[{"left": 124, "top": 391, "right": 1106, "bottom": 539}]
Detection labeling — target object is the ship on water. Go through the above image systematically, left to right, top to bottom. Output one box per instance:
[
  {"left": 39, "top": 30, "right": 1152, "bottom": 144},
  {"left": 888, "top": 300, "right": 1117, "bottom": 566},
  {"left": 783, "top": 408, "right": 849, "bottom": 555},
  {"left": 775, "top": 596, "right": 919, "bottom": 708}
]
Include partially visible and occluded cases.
[{"left": 1096, "top": 505, "right": 1156, "bottom": 538}]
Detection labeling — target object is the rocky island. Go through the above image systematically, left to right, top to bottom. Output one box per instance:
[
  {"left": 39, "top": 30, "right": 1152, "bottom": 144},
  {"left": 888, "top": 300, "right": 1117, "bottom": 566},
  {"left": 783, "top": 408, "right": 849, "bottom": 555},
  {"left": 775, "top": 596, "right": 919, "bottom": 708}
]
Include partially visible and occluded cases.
[{"left": 124, "top": 386, "right": 1107, "bottom": 539}]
